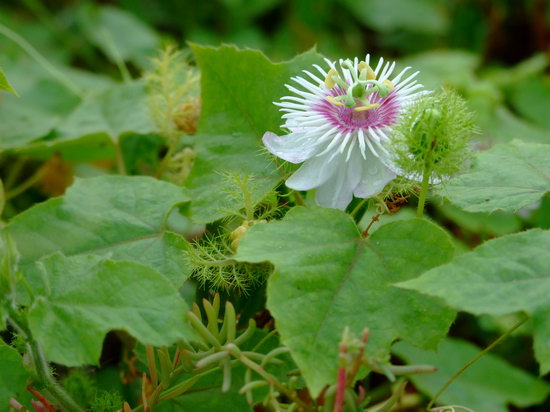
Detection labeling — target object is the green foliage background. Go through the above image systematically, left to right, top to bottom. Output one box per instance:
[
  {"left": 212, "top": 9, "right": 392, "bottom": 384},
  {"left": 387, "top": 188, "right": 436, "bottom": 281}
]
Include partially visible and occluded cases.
[{"left": 1, "top": 0, "right": 550, "bottom": 411}]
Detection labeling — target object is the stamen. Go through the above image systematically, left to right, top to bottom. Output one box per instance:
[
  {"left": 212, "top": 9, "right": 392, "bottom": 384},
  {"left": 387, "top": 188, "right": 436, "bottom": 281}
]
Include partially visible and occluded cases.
[
  {"left": 358, "top": 62, "right": 376, "bottom": 80},
  {"left": 324, "top": 68, "right": 339, "bottom": 89},
  {"left": 383, "top": 79, "right": 394, "bottom": 91},
  {"left": 326, "top": 95, "right": 345, "bottom": 106},
  {"left": 354, "top": 103, "right": 380, "bottom": 112}
]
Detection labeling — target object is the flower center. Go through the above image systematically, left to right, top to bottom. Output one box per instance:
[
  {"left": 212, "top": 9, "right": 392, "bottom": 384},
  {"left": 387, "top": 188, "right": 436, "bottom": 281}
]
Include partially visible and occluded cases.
[
  {"left": 313, "top": 59, "right": 400, "bottom": 133},
  {"left": 315, "top": 88, "right": 400, "bottom": 133}
]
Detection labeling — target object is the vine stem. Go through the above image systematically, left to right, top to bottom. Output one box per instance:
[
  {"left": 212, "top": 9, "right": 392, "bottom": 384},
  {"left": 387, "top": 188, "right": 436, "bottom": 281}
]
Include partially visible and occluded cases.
[
  {"left": 99, "top": 28, "right": 132, "bottom": 83},
  {"left": 155, "top": 139, "right": 177, "bottom": 179},
  {"left": 114, "top": 142, "right": 127, "bottom": 175},
  {"left": 4, "top": 166, "right": 45, "bottom": 200},
  {"left": 292, "top": 190, "right": 306, "bottom": 207},
  {"left": 350, "top": 198, "right": 369, "bottom": 219},
  {"left": 361, "top": 214, "right": 380, "bottom": 238},
  {"left": 7, "top": 307, "right": 85, "bottom": 412},
  {"left": 427, "top": 314, "right": 529, "bottom": 410}
]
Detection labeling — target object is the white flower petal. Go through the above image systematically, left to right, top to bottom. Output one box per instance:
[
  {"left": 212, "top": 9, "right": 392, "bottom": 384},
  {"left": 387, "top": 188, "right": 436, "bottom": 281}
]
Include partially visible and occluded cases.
[
  {"left": 263, "top": 132, "right": 320, "bottom": 164},
  {"left": 353, "top": 149, "right": 396, "bottom": 198},
  {"left": 315, "top": 150, "right": 363, "bottom": 210},
  {"left": 286, "top": 152, "right": 339, "bottom": 190}
]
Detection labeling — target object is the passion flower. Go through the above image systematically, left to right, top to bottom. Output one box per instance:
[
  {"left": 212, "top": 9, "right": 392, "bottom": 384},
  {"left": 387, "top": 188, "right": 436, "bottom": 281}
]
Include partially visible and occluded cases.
[{"left": 263, "top": 55, "right": 425, "bottom": 210}]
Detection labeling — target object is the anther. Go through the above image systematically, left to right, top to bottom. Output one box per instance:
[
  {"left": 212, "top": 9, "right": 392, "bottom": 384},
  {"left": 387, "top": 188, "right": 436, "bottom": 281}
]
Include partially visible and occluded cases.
[
  {"left": 324, "top": 68, "right": 339, "bottom": 89},
  {"left": 326, "top": 95, "right": 345, "bottom": 106},
  {"left": 353, "top": 103, "right": 380, "bottom": 112}
]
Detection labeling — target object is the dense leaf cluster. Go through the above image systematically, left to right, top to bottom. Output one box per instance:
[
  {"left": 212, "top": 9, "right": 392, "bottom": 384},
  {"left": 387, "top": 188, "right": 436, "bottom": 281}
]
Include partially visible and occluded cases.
[{"left": 1, "top": 2, "right": 550, "bottom": 410}]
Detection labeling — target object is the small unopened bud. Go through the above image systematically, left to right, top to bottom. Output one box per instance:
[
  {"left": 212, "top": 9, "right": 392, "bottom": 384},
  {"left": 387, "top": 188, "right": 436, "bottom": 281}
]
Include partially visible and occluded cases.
[
  {"left": 389, "top": 88, "right": 478, "bottom": 183},
  {"left": 174, "top": 98, "right": 201, "bottom": 135},
  {"left": 230, "top": 221, "right": 250, "bottom": 250}
]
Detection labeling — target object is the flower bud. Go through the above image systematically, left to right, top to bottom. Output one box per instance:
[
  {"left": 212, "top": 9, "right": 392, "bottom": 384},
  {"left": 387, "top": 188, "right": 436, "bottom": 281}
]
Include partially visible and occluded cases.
[
  {"left": 389, "top": 88, "right": 478, "bottom": 183},
  {"left": 173, "top": 98, "right": 201, "bottom": 135}
]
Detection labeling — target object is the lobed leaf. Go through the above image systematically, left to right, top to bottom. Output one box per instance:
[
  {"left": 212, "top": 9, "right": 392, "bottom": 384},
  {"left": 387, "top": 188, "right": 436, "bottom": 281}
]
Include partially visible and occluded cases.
[
  {"left": 438, "top": 140, "right": 550, "bottom": 212},
  {"left": 6, "top": 175, "right": 191, "bottom": 289},
  {"left": 235, "top": 207, "right": 455, "bottom": 395},
  {"left": 398, "top": 228, "right": 550, "bottom": 373},
  {"left": 28, "top": 253, "right": 192, "bottom": 366},
  {"left": 394, "top": 338, "right": 550, "bottom": 411},
  {"left": 0, "top": 343, "right": 29, "bottom": 407}
]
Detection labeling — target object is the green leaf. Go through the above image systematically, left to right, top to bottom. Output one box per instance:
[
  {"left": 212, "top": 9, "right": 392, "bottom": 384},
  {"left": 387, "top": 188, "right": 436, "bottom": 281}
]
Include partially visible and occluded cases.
[
  {"left": 341, "top": 0, "right": 447, "bottom": 35},
  {"left": 78, "top": 5, "right": 159, "bottom": 68},
  {"left": 186, "top": 44, "right": 324, "bottom": 223},
  {"left": 399, "top": 50, "right": 479, "bottom": 90},
  {"left": 0, "top": 60, "right": 114, "bottom": 156},
  {"left": 0, "top": 66, "right": 17, "bottom": 95},
  {"left": 509, "top": 75, "right": 550, "bottom": 130},
  {"left": 0, "top": 79, "right": 80, "bottom": 150},
  {"left": 0, "top": 79, "right": 152, "bottom": 162},
  {"left": 55, "top": 81, "right": 154, "bottom": 144},
  {"left": 484, "top": 106, "right": 550, "bottom": 144},
  {"left": 120, "top": 133, "right": 164, "bottom": 175},
  {"left": 439, "top": 140, "right": 550, "bottom": 212},
  {"left": 6, "top": 175, "right": 190, "bottom": 288},
  {"left": 434, "top": 201, "right": 521, "bottom": 236},
  {"left": 235, "top": 207, "right": 455, "bottom": 395},
  {"left": 398, "top": 228, "right": 550, "bottom": 373},
  {"left": 0, "top": 233, "right": 19, "bottom": 330},
  {"left": 28, "top": 253, "right": 191, "bottom": 366},
  {"left": 534, "top": 308, "right": 550, "bottom": 375},
  {"left": 393, "top": 338, "right": 550, "bottom": 411},
  {"left": 0, "top": 343, "right": 29, "bottom": 407}
]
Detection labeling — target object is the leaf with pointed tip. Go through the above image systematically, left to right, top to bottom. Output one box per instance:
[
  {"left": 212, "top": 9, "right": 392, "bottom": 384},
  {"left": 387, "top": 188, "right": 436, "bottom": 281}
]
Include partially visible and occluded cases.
[
  {"left": 79, "top": 5, "right": 159, "bottom": 69},
  {"left": 186, "top": 44, "right": 325, "bottom": 223},
  {"left": 0, "top": 66, "right": 17, "bottom": 95},
  {"left": 0, "top": 79, "right": 80, "bottom": 151},
  {"left": 55, "top": 81, "right": 154, "bottom": 143},
  {"left": 438, "top": 140, "right": 550, "bottom": 213},
  {"left": 6, "top": 175, "right": 191, "bottom": 289},
  {"left": 235, "top": 207, "right": 455, "bottom": 396},
  {"left": 398, "top": 228, "right": 550, "bottom": 374},
  {"left": 28, "top": 253, "right": 191, "bottom": 366},
  {"left": 393, "top": 338, "right": 550, "bottom": 411},
  {"left": 0, "top": 343, "right": 29, "bottom": 406}
]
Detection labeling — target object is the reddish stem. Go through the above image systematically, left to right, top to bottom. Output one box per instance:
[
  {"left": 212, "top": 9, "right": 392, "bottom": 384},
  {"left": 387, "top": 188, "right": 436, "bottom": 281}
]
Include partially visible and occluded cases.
[
  {"left": 361, "top": 214, "right": 380, "bottom": 238},
  {"left": 334, "top": 367, "right": 346, "bottom": 412},
  {"left": 27, "top": 387, "right": 56, "bottom": 412}
]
